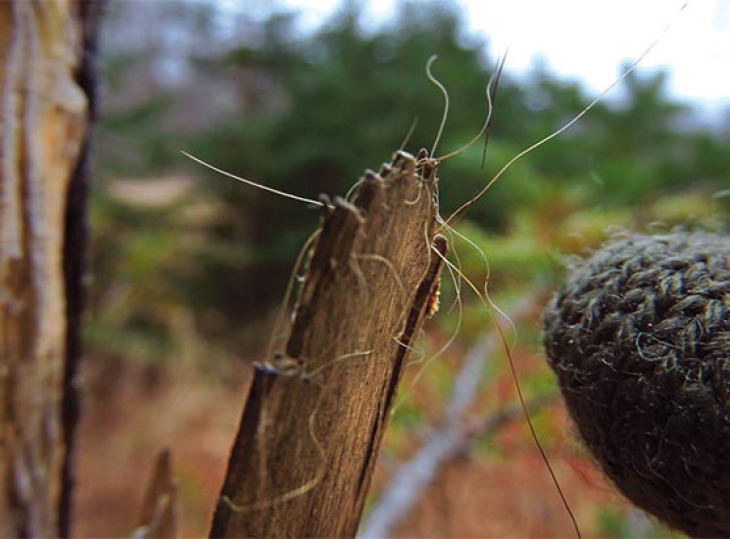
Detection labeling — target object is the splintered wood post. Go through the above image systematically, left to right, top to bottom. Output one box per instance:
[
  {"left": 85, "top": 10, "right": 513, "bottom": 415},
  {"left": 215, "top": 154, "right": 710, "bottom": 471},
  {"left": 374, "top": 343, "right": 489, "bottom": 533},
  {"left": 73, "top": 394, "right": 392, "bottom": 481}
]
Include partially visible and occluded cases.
[{"left": 210, "top": 151, "right": 446, "bottom": 538}]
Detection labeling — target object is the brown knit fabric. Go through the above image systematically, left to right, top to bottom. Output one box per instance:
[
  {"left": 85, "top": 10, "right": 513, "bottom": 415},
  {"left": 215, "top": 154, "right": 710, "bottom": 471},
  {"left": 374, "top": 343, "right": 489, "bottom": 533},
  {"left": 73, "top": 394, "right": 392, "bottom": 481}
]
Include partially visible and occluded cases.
[{"left": 543, "top": 232, "right": 730, "bottom": 537}]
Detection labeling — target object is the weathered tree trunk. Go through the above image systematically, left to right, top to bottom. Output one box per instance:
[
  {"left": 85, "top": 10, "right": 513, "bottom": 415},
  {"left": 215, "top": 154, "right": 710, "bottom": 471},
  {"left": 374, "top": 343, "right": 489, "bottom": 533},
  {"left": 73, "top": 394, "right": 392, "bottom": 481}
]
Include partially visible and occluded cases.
[
  {"left": 0, "top": 2, "right": 97, "bottom": 536},
  {"left": 210, "top": 151, "right": 446, "bottom": 538}
]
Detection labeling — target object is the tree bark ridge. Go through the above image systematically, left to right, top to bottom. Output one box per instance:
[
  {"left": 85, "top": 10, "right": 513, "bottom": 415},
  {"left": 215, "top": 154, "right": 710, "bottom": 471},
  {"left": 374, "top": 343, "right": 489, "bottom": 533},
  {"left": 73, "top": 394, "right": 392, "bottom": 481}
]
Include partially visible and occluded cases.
[{"left": 0, "top": 2, "right": 88, "bottom": 536}]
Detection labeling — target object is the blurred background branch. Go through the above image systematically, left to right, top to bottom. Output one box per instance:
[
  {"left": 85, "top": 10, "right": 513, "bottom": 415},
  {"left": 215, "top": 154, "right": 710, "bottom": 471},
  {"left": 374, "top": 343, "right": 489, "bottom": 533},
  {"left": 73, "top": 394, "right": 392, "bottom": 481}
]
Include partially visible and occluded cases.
[{"left": 359, "top": 294, "right": 548, "bottom": 538}]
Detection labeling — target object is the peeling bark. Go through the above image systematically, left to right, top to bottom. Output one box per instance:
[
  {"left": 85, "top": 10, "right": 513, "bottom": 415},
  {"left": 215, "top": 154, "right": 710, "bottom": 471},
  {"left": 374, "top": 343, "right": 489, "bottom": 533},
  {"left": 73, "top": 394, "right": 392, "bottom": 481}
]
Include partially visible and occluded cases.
[{"left": 0, "top": 2, "right": 90, "bottom": 536}]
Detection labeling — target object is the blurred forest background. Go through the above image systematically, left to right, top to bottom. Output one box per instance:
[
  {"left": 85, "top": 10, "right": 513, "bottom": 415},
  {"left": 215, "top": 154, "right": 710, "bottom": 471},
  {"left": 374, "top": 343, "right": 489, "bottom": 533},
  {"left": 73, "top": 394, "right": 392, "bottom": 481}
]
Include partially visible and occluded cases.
[{"left": 77, "top": 1, "right": 729, "bottom": 537}]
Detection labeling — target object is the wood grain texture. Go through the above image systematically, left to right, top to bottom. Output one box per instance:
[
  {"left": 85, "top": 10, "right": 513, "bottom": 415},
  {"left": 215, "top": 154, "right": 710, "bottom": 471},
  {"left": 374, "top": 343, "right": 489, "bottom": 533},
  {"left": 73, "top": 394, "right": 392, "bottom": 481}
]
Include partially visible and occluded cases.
[
  {"left": 0, "top": 2, "right": 88, "bottom": 536},
  {"left": 210, "top": 151, "right": 446, "bottom": 538}
]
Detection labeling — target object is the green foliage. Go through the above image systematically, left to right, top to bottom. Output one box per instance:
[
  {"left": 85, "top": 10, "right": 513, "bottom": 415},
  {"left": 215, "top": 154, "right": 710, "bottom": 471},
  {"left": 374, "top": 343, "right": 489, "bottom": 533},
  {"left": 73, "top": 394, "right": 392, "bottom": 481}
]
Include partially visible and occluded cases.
[
  {"left": 93, "top": 0, "right": 729, "bottom": 367},
  {"left": 595, "top": 507, "right": 677, "bottom": 538}
]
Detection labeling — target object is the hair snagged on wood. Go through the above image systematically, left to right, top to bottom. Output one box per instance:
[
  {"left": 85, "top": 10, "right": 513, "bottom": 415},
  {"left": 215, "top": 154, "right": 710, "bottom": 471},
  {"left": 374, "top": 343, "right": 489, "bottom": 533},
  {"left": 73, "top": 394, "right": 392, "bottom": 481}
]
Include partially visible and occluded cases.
[{"left": 543, "top": 231, "right": 730, "bottom": 537}]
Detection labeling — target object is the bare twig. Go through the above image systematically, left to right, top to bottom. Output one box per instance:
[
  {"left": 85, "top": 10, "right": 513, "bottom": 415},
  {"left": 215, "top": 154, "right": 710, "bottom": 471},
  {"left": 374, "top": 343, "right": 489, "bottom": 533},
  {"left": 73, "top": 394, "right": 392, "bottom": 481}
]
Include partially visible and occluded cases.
[{"left": 131, "top": 449, "right": 179, "bottom": 539}]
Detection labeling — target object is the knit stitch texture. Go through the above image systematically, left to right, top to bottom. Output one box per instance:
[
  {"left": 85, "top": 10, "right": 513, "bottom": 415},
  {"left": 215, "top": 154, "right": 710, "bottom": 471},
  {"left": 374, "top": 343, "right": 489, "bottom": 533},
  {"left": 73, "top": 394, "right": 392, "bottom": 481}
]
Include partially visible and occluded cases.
[{"left": 543, "top": 232, "right": 730, "bottom": 537}]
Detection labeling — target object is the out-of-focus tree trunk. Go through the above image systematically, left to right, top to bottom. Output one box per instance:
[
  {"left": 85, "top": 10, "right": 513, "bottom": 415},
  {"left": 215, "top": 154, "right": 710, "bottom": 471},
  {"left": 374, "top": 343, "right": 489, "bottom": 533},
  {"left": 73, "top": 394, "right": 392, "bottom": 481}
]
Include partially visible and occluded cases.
[{"left": 0, "top": 2, "right": 98, "bottom": 536}]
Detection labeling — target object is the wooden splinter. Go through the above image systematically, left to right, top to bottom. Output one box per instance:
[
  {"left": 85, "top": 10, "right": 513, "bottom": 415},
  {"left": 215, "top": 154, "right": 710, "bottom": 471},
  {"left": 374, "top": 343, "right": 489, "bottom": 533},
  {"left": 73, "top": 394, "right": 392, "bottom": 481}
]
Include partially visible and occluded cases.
[{"left": 210, "top": 150, "right": 446, "bottom": 538}]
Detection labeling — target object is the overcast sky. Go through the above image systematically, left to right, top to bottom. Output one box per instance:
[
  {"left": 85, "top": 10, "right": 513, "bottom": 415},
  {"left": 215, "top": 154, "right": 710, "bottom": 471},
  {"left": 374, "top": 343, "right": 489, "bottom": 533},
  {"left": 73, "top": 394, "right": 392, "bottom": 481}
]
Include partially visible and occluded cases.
[{"left": 269, "top": 0, "right": 730, "bottom": 114}]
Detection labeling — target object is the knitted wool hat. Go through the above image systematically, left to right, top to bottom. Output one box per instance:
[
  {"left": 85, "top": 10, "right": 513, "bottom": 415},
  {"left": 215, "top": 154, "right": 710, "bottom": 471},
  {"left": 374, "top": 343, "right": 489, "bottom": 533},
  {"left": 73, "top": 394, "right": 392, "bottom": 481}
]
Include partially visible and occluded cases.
[{"left": 543, "top": 231, "right": 730, "bottom": 537}]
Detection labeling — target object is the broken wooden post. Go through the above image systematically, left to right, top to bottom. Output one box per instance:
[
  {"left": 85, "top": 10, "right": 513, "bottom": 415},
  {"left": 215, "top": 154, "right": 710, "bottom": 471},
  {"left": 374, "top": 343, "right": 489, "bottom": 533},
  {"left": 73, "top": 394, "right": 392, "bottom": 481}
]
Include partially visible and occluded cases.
[{"left": 210, "top": 150, "right": 446, "bottom": 538}]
